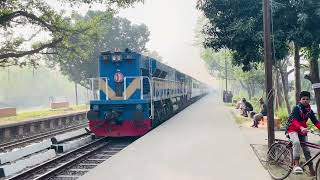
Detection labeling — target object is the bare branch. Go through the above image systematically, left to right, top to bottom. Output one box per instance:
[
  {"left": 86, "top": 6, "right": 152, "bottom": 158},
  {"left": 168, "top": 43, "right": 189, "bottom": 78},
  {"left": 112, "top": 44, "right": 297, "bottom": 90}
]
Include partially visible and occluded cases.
[
  {"left": 1, "top": 11, "right": 56, "bottom": 32},
  {"left": 0, "top": 37, "right": 63, "bottom": 60},
  {"left": 40, "top": 52, "right": 58, "bottom": 55},
  {"left": 288, "top": 68, "right": 294, "bottom": 75}
]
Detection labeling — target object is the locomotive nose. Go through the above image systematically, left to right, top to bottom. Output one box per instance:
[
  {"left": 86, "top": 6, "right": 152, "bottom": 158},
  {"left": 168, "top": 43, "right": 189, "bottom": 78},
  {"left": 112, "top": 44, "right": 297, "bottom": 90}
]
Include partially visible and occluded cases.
[
  {"left": 87, "top": 110, "right": 99, "bottom": 120},
  {"left": 106, "top": 110, "right": 122, "bottom": 125}
]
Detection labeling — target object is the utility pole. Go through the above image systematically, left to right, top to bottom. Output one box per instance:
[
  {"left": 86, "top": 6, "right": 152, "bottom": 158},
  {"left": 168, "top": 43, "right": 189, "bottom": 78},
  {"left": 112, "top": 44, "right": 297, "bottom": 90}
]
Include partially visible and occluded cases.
[
  {"left": 263, "top": 0, "right": 275, "bottom": 148},
  {"left": 225, "top": 49, "right": 228, "bottom": 92},
  {"left": 75, "top": 82, "right": 78, "bottom": 105}
]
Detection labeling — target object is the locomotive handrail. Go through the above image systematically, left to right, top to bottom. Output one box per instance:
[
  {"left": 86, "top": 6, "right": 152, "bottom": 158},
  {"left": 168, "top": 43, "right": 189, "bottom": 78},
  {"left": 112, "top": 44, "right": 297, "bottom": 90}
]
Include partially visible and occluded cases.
[
  {"left": 123, "top": 76, "right": 153, "bottom": 119},
  {"left": 123, "top": 76, "right": 151, "bottom": 100},
  {"left": 88, "top": 77, "right": 109, "bottom": 101}
]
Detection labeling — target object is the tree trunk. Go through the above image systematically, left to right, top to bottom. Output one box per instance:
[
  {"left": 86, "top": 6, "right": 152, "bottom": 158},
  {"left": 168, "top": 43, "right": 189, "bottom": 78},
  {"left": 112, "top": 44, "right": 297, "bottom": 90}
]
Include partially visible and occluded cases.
[
  {"left": 294, "top": 43, "right": 301, "bottom": 104},
  {"left": 306, "top": 44, "right": 320, "bottom": 119},
  {"left": 279, "top": 64, "right": 291, "bottom": 114},
  {"left": 275, "top": 69, "right": 283, "bottom": 110},
  {"left": 274, "top": 70, "right": 278, "bottom": 110},
  {"left": 239, "top": 80, "right": 251, "bottom": 99},
  {"left": 75, "top": 82, "right": 78, "bottom": 105},
  {"left": 249, "top": 84, "right": 255, "bottom": 99},
  {"left": 251, "top": 85, "right": 255, "bottom": 98},
  {"left": 248, "top": 89, "right": 252, "bottom": 100}
]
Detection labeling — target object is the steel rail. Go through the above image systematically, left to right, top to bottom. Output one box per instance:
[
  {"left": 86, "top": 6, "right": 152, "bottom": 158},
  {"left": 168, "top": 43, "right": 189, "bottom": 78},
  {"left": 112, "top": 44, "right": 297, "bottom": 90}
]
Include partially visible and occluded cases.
[
  {"left": 0, "top": 122, "right": 88, "bottom": 150},
  {"left": 8, "top": 137, "right": 109, "bottom": 180},
  {"left": 34, "top": 139, "right": 110, "bottom": 180}
]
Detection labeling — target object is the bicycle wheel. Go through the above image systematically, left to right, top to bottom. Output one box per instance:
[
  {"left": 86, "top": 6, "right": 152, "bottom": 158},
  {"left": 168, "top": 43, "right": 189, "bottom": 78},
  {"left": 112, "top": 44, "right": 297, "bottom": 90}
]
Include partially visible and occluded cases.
[
  {"left": 266, "top": 142, "right": 293, "bottom": 180},
  {"left": 315, "top": 159, "right": 320, "bottom": 180}
]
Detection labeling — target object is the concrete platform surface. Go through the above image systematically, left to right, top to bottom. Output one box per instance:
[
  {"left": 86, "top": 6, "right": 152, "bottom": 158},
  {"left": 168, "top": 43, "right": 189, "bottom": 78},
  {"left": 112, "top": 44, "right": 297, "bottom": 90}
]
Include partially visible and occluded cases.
[{"left": 80, "top": 94, "right": 270, "bottom": 180}]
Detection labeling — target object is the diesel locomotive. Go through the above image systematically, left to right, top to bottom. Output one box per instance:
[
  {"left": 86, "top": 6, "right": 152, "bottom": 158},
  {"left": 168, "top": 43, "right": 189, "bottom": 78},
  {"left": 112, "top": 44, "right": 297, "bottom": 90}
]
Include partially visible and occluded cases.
[{"left": 86, "top": 49, "right": 207, "bottom": 137}]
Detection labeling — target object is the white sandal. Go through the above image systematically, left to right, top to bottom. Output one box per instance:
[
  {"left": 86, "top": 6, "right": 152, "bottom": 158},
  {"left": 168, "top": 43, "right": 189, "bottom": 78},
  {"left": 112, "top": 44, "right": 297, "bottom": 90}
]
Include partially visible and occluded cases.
[{"left": 293, "top": 166, "right": 303, "bottom": 174}]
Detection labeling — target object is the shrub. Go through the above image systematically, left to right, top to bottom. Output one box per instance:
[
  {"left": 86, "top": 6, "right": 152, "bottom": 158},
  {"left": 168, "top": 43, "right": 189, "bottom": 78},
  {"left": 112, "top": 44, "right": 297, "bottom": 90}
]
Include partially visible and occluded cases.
[
  {"left": 250, "top": 97, "right": 260, "bottom": 112},
  {"left": 275, "top": 107, "right": 289, "bottom": 128}
]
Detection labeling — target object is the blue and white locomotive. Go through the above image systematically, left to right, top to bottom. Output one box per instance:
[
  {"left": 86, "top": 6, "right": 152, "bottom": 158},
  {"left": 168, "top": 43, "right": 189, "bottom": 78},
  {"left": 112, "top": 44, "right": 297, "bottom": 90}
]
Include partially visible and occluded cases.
[{"left": 87, "top": 49, "right": 207, "bottom": 137}]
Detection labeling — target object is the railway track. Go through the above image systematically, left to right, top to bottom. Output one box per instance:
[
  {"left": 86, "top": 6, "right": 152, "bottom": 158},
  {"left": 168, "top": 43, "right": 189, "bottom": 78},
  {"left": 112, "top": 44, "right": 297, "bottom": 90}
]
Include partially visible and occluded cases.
[
  {"left": 0, "top": 123, "right": 88, "bottom": 151},
  {"left": 7, "top": 137, "right": 135, "bottom": 180}
]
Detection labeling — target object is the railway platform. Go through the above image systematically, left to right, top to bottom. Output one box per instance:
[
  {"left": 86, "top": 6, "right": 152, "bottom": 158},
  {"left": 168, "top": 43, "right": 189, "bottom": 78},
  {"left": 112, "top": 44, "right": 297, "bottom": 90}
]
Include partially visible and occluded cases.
[{"left": 79, "top": 94, "right": 270, "bottom": 180}]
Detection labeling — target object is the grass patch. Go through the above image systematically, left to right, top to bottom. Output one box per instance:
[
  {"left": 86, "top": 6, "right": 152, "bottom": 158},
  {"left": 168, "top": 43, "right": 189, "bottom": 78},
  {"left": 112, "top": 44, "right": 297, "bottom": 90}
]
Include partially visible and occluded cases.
[
  {"left": 224, "top": 102, "right": 234, "bottom": 107},
  {"left": 0, "top": 104, "right": 88, "bottom": 124},
  {"left": 230, "top": 109, "right": 250, "bottom": 125}
]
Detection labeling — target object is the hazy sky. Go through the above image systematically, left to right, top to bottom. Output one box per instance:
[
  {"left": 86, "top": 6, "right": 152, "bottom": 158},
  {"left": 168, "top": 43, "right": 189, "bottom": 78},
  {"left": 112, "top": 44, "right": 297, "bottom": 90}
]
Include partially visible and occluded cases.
[
  {"left": 44, "top": 0, "right": 217, "bottom": 87},
  {"left": 118, "top": 0, "right": 216, "bottom": 86}
]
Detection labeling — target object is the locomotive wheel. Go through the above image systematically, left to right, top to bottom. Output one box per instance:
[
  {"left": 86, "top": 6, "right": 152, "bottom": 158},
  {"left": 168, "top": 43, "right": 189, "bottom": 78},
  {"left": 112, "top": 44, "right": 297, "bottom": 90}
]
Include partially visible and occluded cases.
[
  {"left": 178, "top": 100, "right": 183, "bottom": 110},
  {"left": 164, "top": 106, "right": 170, "bottom": 119},
  {"left": 159, "top": 108, "right": 165, "bottom": 122},
  {"left": 154, "top": 110, "right": 160, "bottom": 126}
]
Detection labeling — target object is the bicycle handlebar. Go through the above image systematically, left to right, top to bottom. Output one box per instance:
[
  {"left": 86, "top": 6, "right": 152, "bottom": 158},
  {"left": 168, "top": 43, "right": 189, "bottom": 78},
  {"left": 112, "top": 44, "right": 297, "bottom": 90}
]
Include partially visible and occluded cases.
[{"left": 310, "top": 129, "right": 320, "bottom": 136}]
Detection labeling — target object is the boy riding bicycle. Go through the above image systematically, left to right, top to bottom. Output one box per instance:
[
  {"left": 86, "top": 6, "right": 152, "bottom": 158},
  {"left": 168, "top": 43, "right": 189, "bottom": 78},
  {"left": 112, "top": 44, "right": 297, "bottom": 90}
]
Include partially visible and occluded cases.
[{"left": 285, "top": 91, "right": 320, "bottom": 176}]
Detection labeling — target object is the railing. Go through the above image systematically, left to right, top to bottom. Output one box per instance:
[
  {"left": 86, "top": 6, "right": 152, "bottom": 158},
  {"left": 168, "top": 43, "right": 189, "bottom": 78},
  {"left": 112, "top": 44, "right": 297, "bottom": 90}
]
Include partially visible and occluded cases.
[
  {"left": 123, "top": 76, "right": 152, "bottom": 100},
  {"left": 123, "top": 76, "right": 153, "bottom": 119},
  {"left": 88, "top": 77, "right": 109, "bottom": 101},
  {"left": 152, "top": 77, "right": 186, "bottom": 101}
]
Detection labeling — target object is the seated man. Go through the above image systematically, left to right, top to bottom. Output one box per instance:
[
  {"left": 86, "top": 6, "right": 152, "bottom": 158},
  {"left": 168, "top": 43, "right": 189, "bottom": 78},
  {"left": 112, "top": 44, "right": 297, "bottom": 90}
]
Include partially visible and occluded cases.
[
  {"left": 241, "top": 98, "right": 253, "bottom": 117},
  {"left": 251, "top": 98, "right": 267, "bottom": 128},
  {"left": 235, "top": 99, "right": 242, "bottom": 109}
]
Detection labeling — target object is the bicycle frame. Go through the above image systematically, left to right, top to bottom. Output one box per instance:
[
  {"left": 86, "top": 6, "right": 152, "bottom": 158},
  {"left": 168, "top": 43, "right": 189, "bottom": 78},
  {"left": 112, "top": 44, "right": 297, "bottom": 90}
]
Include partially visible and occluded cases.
[{"left": 275, "top": 138, "right": 320, "bottom": 169}]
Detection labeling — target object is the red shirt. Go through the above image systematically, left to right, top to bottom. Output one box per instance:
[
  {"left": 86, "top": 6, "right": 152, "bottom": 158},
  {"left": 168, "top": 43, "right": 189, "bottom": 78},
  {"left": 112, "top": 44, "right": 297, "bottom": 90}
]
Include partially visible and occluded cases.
[{"left": 287, "top": 104, "right": 320, "bottom": 135}]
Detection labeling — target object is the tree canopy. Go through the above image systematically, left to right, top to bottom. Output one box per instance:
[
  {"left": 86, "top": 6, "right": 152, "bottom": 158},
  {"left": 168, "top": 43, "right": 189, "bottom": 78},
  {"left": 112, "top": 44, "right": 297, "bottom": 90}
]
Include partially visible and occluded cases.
[
  {"left": 0, "top": 0, "right": 143, "bottom": 67},
  {"left": 196, "top": 0, "right": 292, "bottom": 71},
  {"left": 197, "top": 0, "right": 320, "bottom": 116},
  {"left": 197, "top": 0, "right": 264, "bottom": 71},
  {"left": 46, "top": 11, "right": 150, "bottom": 88},
  {"left": 201, "top": 48, "right": 265, "bottom": 99}
]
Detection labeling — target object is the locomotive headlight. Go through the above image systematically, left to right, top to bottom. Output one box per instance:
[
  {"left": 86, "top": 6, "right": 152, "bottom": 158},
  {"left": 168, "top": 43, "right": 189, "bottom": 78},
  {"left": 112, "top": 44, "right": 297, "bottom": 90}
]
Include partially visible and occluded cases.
[
  {"left": 126, "top": 54, "right": 132, "bottom": 59},
  {"left": 112, "top": 55, "right": 122, "bottom": 62},
  {"left": 116, "top": 55, "right": 121, "bottom": 61},
  {"left": 92, "top": 105, "right": 99, "bottom": 111}
]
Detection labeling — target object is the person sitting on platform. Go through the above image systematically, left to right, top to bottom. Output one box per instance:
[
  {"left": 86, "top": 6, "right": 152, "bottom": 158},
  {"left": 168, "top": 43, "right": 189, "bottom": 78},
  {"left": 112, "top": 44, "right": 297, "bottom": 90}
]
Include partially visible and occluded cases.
[
  {"left": 285, "top": 91, "right": 320, "bottom": 176},
  {"left": 240, "top": 98, "right": 253, "bottom": 117},
  {"left": 251, "top": 98, "right": 267, "bottom": 128},
  {"left": 235, "top": 99, "right": 242, "bottom": 109}
]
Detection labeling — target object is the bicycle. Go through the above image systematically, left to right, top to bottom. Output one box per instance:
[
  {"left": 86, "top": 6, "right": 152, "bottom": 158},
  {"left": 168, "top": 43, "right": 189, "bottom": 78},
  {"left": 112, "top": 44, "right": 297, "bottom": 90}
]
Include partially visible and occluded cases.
[{"left": 266, "top": 131, "right": 320, "bottom": 180}]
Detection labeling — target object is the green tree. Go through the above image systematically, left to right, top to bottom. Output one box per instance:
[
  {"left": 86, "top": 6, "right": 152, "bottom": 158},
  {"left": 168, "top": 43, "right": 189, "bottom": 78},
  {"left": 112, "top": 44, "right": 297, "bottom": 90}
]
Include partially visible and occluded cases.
[
  {"left": 0, "top": 0, "right": 143, "bottom": 67},
  {"left": 197, "top": 0, "right": 320, "bottom": 114},
  {"left": 197, "top": 0, "right": 265, "bottom": 71},
  {"left": 197, "top": 0, "right": 291, "bottom": 70},
  {"left": 273, "top": 0, "right": 320, "bottom": 115},
  {"left": 47, "top": 12, "right": 150, "bottom": 88},
  {"left": 102, "top": 17, "right": 150, "bottom": 52},
  {"left": 201, "top": 48, "right": 265, "bottom": 99},
  {"left": 142, "top": 50, "right": 163, "bottom": 62},
  {"left": 0, "top": 66, "right": 87, "bottom": 109}
]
